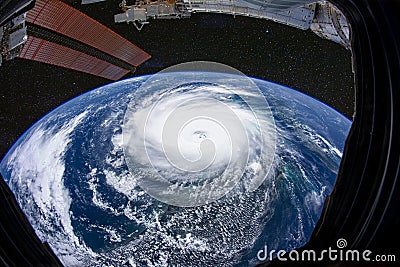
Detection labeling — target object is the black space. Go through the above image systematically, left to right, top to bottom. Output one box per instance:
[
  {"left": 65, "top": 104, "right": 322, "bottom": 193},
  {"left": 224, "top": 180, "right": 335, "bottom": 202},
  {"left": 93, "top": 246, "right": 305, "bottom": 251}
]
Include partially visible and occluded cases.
[{"left": 0, "top": 2, "right": 354, "bottom": 160}]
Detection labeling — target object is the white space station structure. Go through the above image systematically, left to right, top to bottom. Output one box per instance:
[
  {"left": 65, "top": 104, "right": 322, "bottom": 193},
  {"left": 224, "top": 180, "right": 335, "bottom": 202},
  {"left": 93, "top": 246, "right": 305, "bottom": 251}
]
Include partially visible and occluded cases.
[
  {"left": 0, "top": 0, "right": 350, "bottom": 69},
  {"left": 109, "top": 0, "right": 350, "bottom": 48}
]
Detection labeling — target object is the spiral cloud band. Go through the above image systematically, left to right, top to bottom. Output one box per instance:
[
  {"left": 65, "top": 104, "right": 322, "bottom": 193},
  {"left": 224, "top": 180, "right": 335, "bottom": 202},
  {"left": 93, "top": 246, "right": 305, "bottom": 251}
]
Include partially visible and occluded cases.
[{"left": 122, "top": 62, "right": 277, "bottom": 207}]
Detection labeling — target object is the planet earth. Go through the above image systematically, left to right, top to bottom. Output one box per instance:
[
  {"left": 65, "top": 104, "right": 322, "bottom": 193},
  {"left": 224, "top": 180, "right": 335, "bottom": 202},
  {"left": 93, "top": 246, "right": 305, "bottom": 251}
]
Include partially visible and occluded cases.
[{"left": 0, "top": 71, "right": 351, "bottom": 266}]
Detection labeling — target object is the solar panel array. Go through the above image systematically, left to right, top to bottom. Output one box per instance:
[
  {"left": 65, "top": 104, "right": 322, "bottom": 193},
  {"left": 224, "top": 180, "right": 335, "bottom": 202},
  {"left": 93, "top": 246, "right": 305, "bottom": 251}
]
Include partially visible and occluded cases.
[
  {"left": 19, "top": 0, "right": 150, "bottom": 80},
  {"left": 19, "top": 36, "right": 131, "bottom": 80}
]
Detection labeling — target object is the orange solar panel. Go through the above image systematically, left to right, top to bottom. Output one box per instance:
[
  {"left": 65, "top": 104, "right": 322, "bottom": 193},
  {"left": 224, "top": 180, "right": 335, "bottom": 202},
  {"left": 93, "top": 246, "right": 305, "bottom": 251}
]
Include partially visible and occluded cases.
[
  {"left": 27, "top": 0, "right": 151, "bottom": 67},
  {"left": 18, "top": 36, "right": 131, "bottom": 80}
]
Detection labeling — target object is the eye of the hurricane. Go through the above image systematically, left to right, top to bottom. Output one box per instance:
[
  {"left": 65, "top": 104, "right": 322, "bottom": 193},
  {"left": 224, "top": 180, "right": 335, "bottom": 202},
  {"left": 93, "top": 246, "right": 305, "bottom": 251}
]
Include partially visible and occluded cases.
[
  {"left": 122, "top": 62, "right": 277, "bottom": 207},
  {"left": 162, "top": 104, "right": 236, "bottom": 173},
  {"left": 177, "top": 118, "right": 217, "bottom": 166},
  {"left": 193, "top": 130, "right": 207, "bottom": 141}
]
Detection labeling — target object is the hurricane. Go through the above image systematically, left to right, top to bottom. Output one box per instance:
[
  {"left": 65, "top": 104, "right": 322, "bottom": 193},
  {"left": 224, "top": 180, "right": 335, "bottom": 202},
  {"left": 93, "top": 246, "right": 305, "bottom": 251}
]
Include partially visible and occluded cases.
[{"left": 122, "top": 62, "right": 276, "bottom": 207}]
